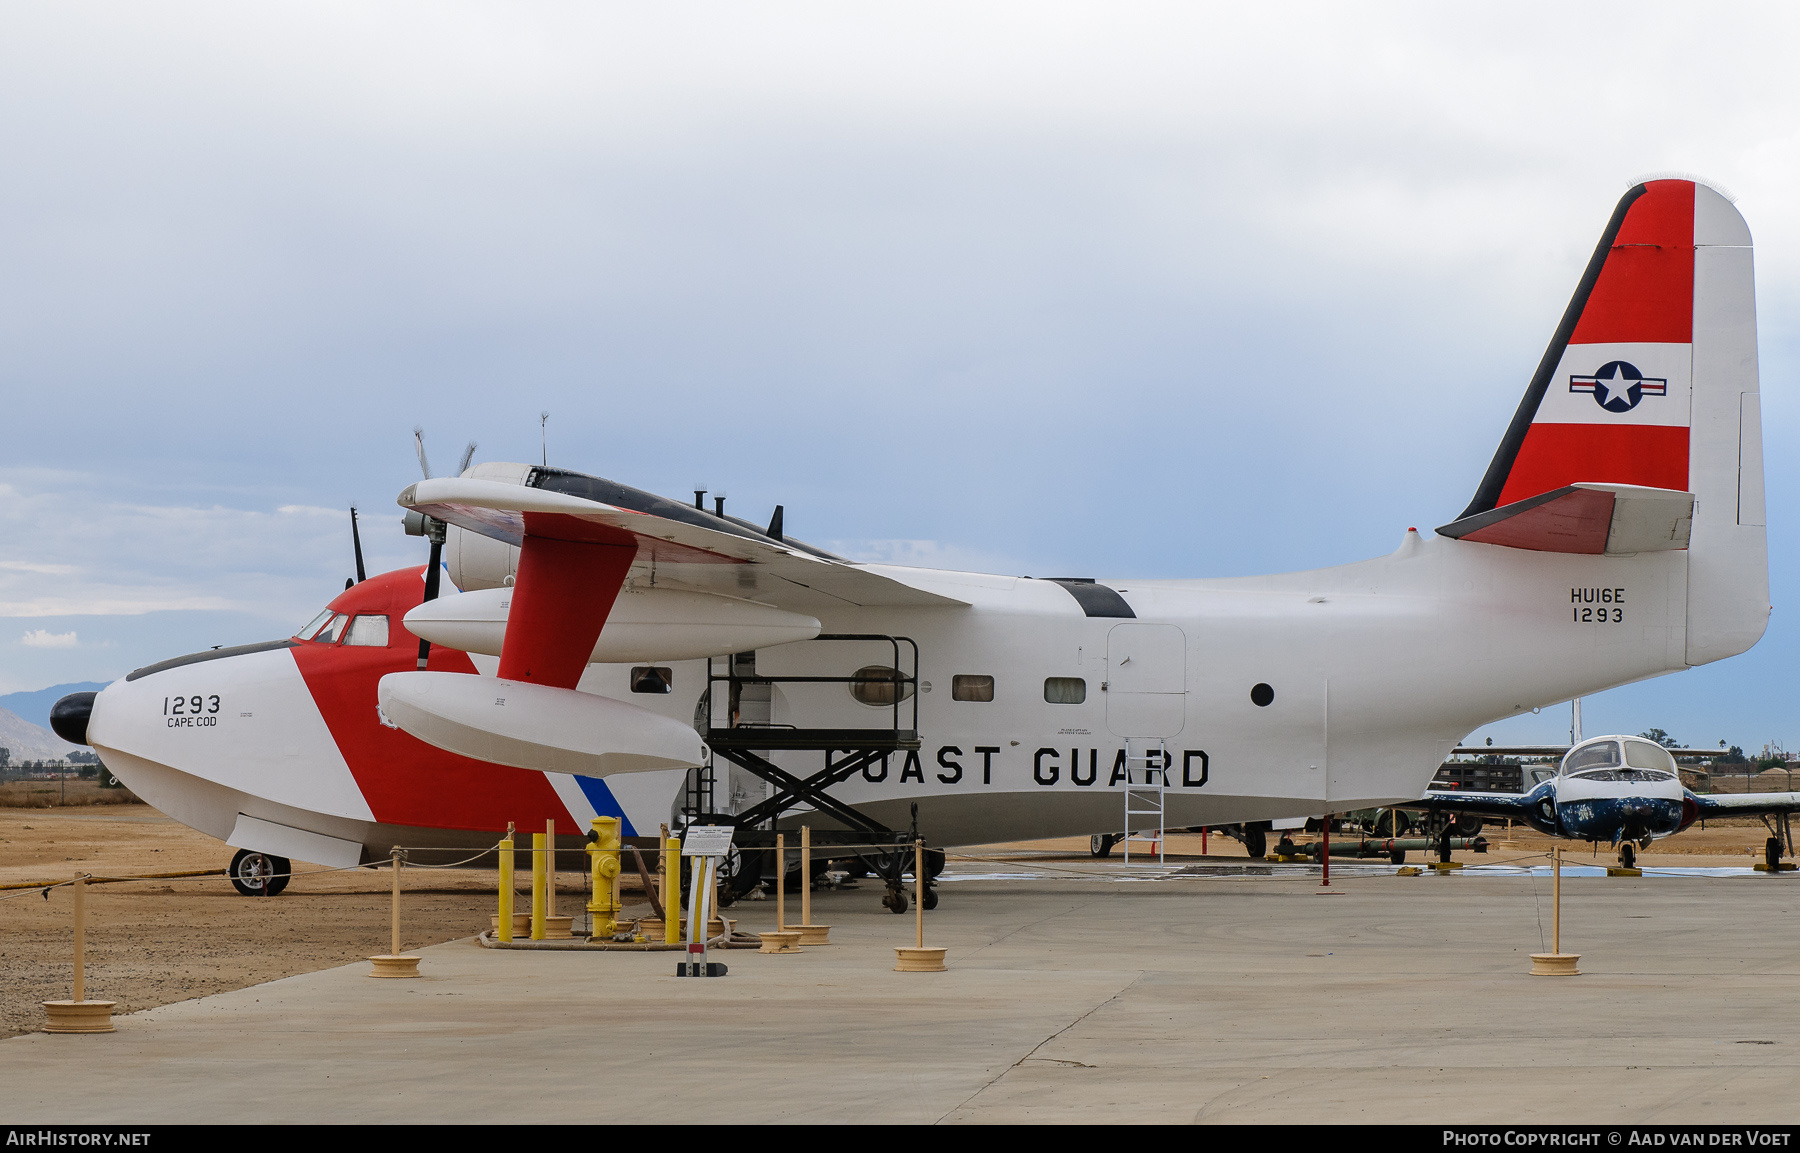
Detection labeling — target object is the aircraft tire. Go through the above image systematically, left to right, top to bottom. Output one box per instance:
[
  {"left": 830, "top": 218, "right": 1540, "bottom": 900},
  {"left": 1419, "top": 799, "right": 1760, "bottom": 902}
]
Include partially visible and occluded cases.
[
  {"left": 1454, "top": 814, "right": 1484, "bottom": 837},
  {"left": 1243, "top": 828, "right": 1267, "bottom": 858},
  {"left": 1090, "top": 834, "right": 1117, "bottom": 859},
  {"left": 1766, "top": 837, "right": 1782, "bottom": 872},
  {"left": 1619, "top": 842, "right": 1635, "bottom": 870},
  {"left": 229, "top": 849, "right": 284, "bottom": 897},
  {"left": 1389, "top": 849, "right": 1405, "bottom": 866},
  {"left": 265, "top": 856, "right": 291, "bottom": 897},
  {"left": 883, "top": 886, "right": 908, "bottom": 914},
  {"left": 923, "top": 886, "right": 938, "bottom": 910}
]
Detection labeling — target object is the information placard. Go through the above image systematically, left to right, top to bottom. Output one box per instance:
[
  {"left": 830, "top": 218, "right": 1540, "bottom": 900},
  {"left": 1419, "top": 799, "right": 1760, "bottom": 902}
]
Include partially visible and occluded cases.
[{"left": 681, "top": 825, "right": 735, "bottom": 857}]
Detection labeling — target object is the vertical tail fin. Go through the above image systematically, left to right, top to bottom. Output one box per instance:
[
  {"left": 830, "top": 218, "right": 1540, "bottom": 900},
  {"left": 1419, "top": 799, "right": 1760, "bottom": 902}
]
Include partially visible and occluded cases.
[{"left": 1452, "top": 178, "right": 1767, "bottom": 664}]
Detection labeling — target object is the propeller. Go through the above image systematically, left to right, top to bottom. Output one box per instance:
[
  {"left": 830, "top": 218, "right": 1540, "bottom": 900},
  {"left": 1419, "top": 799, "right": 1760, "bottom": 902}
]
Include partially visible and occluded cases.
[
  {"left": 404, "top": 428, "right": 475, "bottom": 667},
  {"left": 347, "top": 506, "right": 367, "bottom": 589}
]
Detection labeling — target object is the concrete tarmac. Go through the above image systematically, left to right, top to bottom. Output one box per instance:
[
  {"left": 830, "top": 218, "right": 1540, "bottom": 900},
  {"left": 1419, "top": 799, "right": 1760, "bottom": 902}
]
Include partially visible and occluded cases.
[{"left": 8, "top": 867, "right": 1800, "bottom": 1124}]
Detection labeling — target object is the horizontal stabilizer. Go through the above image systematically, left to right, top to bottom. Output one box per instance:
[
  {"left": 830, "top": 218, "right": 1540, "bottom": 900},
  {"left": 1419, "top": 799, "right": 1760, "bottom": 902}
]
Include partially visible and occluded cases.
[
  {"left": 1435, "top": 483, "right": 1692, "bottom": 556},
  {"left": 377, "top": 671, "right": 707, "bottom": 777}
]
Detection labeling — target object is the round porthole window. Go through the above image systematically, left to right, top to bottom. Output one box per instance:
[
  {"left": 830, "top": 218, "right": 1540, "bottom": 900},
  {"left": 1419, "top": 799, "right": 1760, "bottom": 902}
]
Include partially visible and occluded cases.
[
  {"left": 846, "top": 661, "right": 914, "bottom": 705},
  {"left": 849, "top": 665, "right": 914, "bottom": 707},
  {"left": 1250, "top": 682, "right": 1274, "bottom": 707}
]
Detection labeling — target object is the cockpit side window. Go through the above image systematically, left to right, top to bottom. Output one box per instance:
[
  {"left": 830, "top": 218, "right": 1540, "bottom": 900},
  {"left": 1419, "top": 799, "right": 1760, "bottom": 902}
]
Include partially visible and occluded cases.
[
  {"left": 295, "top": 609, "right": 335, "bottom": 640},
  {"left": 309, "top": 613, "right": 351, "bottom": 644},
  {"left": 344, "top": 615, "right": 390, "bottom": 647},
  {"left": 1624, "top": 739, "right": 1677, "bottom": 774},
  {"left": 1563, "top": 740, "right": 1622, "bottom": 774}
]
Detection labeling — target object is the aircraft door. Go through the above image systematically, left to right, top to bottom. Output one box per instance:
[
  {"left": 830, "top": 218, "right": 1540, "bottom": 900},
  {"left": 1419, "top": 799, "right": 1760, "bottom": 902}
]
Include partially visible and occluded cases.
[{"left": 1105, "top": 623, "right": 1187, "bottom": 738}]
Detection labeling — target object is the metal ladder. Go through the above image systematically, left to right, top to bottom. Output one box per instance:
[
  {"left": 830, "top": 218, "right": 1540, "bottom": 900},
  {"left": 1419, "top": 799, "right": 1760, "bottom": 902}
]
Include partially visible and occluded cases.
[{"left": 1121, "top": 738, "right": 1168, "bottom": 865}]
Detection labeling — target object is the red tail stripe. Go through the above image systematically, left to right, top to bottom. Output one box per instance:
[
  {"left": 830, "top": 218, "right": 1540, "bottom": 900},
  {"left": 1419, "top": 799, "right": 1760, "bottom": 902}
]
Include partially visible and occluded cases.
[{"left": 1496, "top": 424, "right": 1689, "bottom": 509}]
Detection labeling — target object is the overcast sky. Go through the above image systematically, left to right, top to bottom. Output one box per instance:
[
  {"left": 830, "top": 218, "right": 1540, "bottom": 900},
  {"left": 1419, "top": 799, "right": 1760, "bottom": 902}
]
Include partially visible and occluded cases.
[{"left": 2, "top": 2, "right": 1797, "bottom": 750}]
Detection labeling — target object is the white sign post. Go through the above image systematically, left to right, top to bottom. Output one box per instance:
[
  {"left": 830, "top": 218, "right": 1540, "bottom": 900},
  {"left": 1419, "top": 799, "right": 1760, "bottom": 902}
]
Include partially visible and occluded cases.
[{"left": 679, "top": 826, "right": 734, "bottom": 977}]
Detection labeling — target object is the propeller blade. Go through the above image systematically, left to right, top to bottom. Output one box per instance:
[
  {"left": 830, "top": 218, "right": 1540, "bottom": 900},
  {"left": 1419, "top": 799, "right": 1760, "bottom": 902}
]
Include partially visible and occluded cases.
[
  {"left": 413, "top": 427, "right": 432, "bottom": 480},
  {"left": 458, "top": 441, "right": 477, "bottom": 476},
  {"left": 349, "top": 505, "right": 367, "bottom": 584}
]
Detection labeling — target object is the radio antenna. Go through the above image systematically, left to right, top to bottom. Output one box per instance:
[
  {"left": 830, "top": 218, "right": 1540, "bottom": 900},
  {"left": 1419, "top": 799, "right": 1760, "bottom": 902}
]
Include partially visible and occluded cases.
[{"left": 540, "top": 411, "right": 549, "bottom": 466}]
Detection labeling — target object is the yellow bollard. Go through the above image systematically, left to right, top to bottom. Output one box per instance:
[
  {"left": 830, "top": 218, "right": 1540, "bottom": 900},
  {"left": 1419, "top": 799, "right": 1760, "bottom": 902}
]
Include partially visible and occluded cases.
[
  {"left": 586, "top": 816, "right": 622, "bottom": 939},
  {"left": 497, "top": 824, "right": 515, "bottom": 943},
  {"left": 531, "top": 832, "right": 548, "bottom": 941},
  {"left": 663, "top": 832, "right": 681, "bottom": 945}
]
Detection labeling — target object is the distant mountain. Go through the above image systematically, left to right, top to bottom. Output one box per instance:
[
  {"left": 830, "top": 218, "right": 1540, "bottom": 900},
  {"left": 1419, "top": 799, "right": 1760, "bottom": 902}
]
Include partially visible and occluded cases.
[
  {"left": 0, "top": 682, "right": 109, "bottom": 731},
  {"left": 0, "top": 705, "right": 83, "bottom": 763}
]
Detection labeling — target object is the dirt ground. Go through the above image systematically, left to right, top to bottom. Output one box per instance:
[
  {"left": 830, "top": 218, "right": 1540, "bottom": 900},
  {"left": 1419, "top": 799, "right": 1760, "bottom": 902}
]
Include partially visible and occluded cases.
[
  {"left": 0, "top": 780, "right": 142, "bottom": 807},
  {"left": 0, "top": 805, "right": 651, "bottom": 1039},
  {"left": 1, "top": 805, "right": 1784, "bottom": 1039}
]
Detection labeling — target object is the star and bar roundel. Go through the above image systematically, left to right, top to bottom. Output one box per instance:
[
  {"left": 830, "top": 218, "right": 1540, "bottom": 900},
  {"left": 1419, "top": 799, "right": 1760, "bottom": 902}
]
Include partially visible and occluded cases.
[{"left": 1568, "top": 360, "right": 1667, "bottom": 414}]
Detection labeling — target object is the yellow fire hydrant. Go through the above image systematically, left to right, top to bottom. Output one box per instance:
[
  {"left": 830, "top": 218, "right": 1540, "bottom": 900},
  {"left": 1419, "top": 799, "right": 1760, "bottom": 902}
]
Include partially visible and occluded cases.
[{"left": 586, "top": 817, "right": 622, "bottom": 939}]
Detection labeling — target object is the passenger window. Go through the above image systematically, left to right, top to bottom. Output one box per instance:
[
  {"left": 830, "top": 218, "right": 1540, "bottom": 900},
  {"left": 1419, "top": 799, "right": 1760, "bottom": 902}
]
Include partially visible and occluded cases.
[
  {"left": 344, "top": 615, "right": 390, "bottom": 647},
  {"left": 849, "top": 665, "right": 914, "bottom": 707},
  {"left": 631, "top": 666, "right": 673, "bottom": 694},
  {"left": 952, "top": 675, "right": 994, "bottom": 702},
  {"left": 1044, "top": 677, "right": 1086, "bottom": 705}
]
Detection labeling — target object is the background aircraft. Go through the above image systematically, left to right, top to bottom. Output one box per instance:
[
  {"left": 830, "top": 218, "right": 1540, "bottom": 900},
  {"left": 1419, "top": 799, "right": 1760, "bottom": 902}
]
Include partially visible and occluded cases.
[{"left": 1422, "top": 733, "right": 1800, "bottom": 870}]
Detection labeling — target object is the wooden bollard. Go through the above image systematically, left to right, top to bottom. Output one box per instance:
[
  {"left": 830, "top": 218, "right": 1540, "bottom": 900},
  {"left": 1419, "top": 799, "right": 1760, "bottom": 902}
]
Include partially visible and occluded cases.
[
  {"left": 789, "top": 825, "right": 830, "bottom": 945},
  {"left": 759, "top": 833, "right": 801, "bottom": 954},
  {"left": 894, "top": 840, "right": 946, "bottom": 972},
  {"left": 1531, "top": 846, "right": 1580, "bottom": 976},
  {"left": 369, "top": 850, "right": 421, "bottom": 978},
  {"left": 43, "top": 875, "right": 116, "bottom": 1033}
]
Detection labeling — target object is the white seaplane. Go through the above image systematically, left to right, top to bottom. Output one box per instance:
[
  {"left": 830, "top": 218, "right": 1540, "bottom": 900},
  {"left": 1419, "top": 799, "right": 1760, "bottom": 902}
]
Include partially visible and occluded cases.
[{"left": 55, "top": 178, "right": 1770, "bottom": 906}]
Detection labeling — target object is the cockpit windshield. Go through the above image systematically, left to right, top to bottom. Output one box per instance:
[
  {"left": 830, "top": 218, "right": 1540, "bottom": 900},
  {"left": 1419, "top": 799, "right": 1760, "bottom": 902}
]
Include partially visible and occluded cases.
[
  {"left": 295, "top": 609, "right": 335, "bottom": 640},
  {"left": 1560, "top": 736, "right": 1676, "bottom": 779},
  {"left": 1562, "top": 739, "right": 1621, "bottom": 773}
]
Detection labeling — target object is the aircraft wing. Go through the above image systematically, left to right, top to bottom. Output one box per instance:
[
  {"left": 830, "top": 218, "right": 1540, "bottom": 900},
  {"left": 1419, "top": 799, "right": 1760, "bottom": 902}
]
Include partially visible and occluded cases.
[
  {"left": 398, "top": 477, "right": 968, "bottom": 611},
  {"left": 1412, "top": 789, "right": 1538, "bottom": 821},
  {"left": 1691, "top": 791, "right": 1800, "bottom": 818}
]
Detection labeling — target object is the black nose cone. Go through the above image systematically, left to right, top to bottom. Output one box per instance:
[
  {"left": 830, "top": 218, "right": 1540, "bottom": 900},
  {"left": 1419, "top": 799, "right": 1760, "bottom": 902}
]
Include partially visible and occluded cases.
[{"left": 50, "top": 692, "right": 97, "bottom": 746}]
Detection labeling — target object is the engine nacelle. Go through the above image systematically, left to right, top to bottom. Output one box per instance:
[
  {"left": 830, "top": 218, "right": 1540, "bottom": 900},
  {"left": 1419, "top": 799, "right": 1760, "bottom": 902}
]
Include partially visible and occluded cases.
[{"left": 404, "top": 585, "right": 821, "bottom": 663}]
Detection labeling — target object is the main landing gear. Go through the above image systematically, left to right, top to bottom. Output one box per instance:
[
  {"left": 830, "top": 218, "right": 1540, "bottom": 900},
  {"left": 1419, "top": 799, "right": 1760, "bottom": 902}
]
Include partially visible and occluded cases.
[
  {"left": 1618, "top": 841, "right": 1637, "bottom": 870},
  {"left": 229, "top": 849, "right": 291, "bottom": 897}
]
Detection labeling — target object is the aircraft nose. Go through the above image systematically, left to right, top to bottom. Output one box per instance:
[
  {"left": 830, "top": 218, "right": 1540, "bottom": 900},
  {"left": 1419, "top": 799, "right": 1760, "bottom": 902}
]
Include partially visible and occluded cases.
[{"left": 50, "top": 692, "right": 97, "bottom": 746}]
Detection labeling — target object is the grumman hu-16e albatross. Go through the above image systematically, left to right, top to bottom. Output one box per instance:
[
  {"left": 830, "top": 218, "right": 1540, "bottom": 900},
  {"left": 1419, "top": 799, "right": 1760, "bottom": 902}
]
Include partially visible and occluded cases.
[
  {"left": 54, "top": 178, "right": 1769, "bottom": 900},
  {"left": 1422, "top": 734, "right": 1800, "bottom": 872}
]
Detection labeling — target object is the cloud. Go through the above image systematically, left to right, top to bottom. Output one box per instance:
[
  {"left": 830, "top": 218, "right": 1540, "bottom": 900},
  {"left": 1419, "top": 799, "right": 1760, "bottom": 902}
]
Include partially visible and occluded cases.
[{"left": 20, "top": 629, "right": 77, "bottom": 648}]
